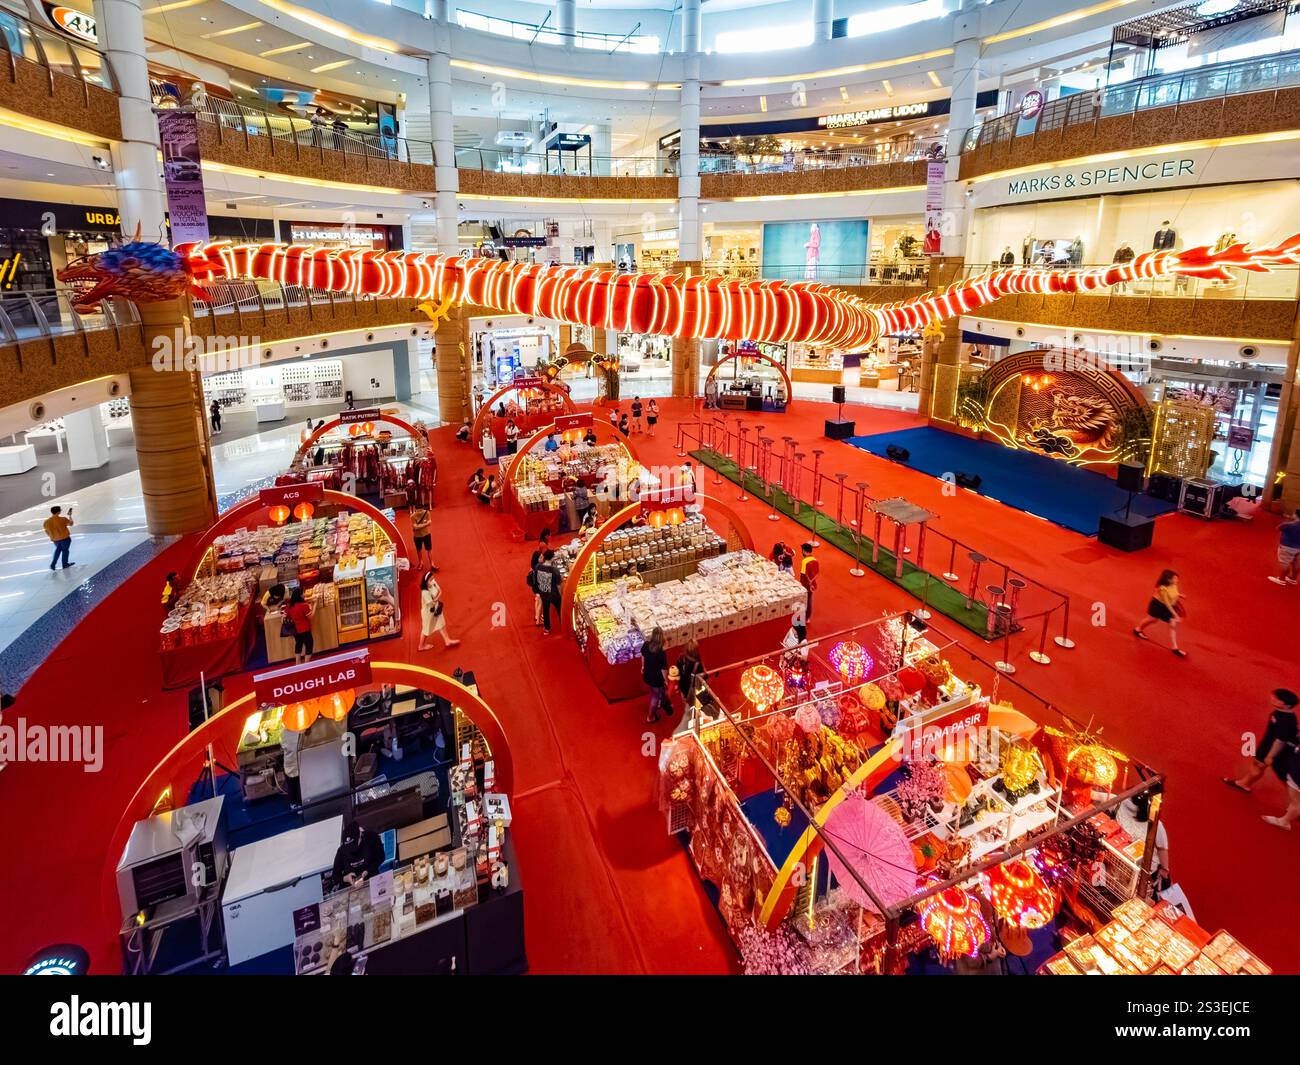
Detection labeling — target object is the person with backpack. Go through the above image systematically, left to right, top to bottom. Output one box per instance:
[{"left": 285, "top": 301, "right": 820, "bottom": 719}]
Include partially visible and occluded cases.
[
  {"left": 527, "top": 530, "right": 551, "bottom": 627},
  {"left": 534, "top": 549, "right": 561, "bottom": 635}
]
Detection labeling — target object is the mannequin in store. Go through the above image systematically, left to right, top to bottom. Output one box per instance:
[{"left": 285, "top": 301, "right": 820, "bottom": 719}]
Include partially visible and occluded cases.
[
  {"left": 1153, "top": 221, "right": 1177, "bottom": 251},
  {"left": 1022, "top": 235, "right": 1033, "bottom": 266},
  {"left": 1069, "top": 237, "right": 1084, "bottom": 266},
  {"left": 1112, "top": 242, "right": 1136, "bottom": 292},
  {"left": 999, "top": 246, "right": 1016, "bottom": 267}
]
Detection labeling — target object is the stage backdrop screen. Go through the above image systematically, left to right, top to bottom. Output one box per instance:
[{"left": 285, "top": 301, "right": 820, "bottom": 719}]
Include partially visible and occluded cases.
[{"left": 762, "top": 219, "right": 869, "bottom": 285}]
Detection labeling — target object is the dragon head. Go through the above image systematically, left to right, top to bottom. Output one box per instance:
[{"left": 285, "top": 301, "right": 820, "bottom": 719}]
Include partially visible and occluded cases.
[{"left": 57, "top": 240, "right": 190, "bottom": 314}]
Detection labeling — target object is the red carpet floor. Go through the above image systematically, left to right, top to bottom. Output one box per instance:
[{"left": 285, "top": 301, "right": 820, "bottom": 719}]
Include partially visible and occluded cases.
[{"left": 0, "top": 395, "right": 1294, "bottom": 973}]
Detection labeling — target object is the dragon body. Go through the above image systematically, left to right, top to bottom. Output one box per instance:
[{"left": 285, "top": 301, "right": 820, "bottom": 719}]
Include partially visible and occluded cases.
[{"left": 56, "top": 235, "right": 1300, "bottom": 349}]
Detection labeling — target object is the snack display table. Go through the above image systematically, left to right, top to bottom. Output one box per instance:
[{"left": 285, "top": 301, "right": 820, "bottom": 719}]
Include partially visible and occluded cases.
[{"left": 159, "top": 601, "right": 257, "bottom": 689}]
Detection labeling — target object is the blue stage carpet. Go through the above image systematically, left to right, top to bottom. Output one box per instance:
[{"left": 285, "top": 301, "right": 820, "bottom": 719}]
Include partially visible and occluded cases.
[{"left": 848, "top": 427, "right": 1175, "bottom": 535}]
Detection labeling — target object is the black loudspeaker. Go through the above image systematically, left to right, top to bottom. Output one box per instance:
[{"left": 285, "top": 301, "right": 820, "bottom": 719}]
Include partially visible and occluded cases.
[
  {"left": 831, "top": 384, "right": 847, "bottom": 405},
  {"left": 824, "top": 418, "right": 855, "bottom": 439},
  {"left": 885, "top": 444, "right": 911, "bottom": 463},
  {"left": 1116, "top": 462, "right": 1146, "bottom": 494},
  {"left": 955, "top": 472, "right": 982, "bottom": 491},
  {"left": 1148, "top": 472, "right": 1183, "bottom": 503},
  {"left": 1098, "top": 513, "right": 1155, "bottom": 551}
]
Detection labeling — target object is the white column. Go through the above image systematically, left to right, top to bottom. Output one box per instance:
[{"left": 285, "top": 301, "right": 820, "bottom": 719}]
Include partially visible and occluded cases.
[
  {"left": 93, "top": 0, "right": 166, "bottom": 243},
  {"left": 428, "top": 0, "right": 459, "bottom": 255},
  {"left": 557, "top": 0, "right": 576, "bottom": 41},
  {"left": 678, "top": 0, "right": 702, "bottom": 263},
  {"left": 814, "top": 0, "right": 834, "bottom": 41},
  {"left": 941, "top": 2, "right": 981, "bottom": 258},
  {"left": 64, "top": 406, "right": 111, "bottom": 471}
]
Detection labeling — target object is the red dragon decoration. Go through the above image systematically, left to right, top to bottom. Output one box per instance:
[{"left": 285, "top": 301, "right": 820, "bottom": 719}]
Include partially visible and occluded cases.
[{"left": 57, "top": 234, "right": 1300, "bottom": 348}]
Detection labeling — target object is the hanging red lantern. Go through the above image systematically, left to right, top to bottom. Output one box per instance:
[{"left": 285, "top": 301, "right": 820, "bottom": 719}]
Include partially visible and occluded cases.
[
  {"left": 361, "top": 421, "right": 375, "bottom": 436},
  {"left": 348, "top": 424, "right": 363, "bottom": 437},
  {"left": 293, "top": 502, "right": 315, "bottom": 522},
  {"left": 268, "top": 504, "right": 291, "bottom": 526},
  {"left": 667, "top": 507, "right": 686, "bottom": 526},
  {"left": 828, "top": 640, "right": 872, "bottom": 685},
  {"left": 740, "top": 665, "right": 785, "bottom": 715},
  {"left": 316, "top": 688, "right": 354, "bottom": 722},
  {"left": 281, "top": 699, "right": 319, "bottom": 733},
  {"left": 980, "top": 858, "right": 1057, "bottom": 930},
  {"left": 918, "top": 886, "right": 990, "bottom": 961}
]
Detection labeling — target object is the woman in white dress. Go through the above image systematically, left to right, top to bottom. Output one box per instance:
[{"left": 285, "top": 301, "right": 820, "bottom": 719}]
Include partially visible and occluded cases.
[
  {"left": 480, "top": 427, "right": 497, "bottom": 463},
  {"left": 418, "top": 570, "right": 461, "bottom": 651}
]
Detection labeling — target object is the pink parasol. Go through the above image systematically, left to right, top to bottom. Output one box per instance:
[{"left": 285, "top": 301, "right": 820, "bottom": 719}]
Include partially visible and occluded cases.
[{"left": 821, "top": 792, "right": 919, "bottom": 914}]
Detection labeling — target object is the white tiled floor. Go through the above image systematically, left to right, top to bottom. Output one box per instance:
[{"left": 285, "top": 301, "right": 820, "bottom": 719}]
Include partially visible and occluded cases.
[{"left": 0, "top": 400, "right": 439, "bottom": 658}]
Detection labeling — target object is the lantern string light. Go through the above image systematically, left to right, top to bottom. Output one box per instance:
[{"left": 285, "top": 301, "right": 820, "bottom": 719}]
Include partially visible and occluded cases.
[
  {"left": 173, "top": 234, "right": 1300, "bottom": 350},
  {"left": 979, "top": 858, "right": 1057, "bottom": 930}
]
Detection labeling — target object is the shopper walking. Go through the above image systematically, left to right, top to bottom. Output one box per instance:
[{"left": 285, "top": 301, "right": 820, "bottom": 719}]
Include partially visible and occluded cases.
[
  {"left": 631, "top": 397, "right": 644, "bottom": 434},
  {"left": 646, "top": 398, "right": 660, "bottom": 437},
  {"left": 209, "top": 399, "right": 222, "bottom": 433},
  {"left": 608, "top": 406, "right": 620, "bottom": 430},
  {"left": 618, "top": 412, "right": 630, "bottom": 437},
  {"left": 504, "top": 419, "right": 520, "bottom": 455},
  {"left": 410, "top": 503, "right": 438, "bottom": 571},
  {"left": 44, "top": 505, "right": 75, "bottom": 571},
  {"left": 1268, "top": 512, "right": 1300, "bottom": 586},
  {"left": 528, "top": 530, "right": 551, "bottom": 627},
  {"left": 799, "top": 542, "right": 820, "bottom": 621},
  {"left": 534, "top": 549, "right": 562, "bottom": 635},
  {"left": 1133, "top": 569, "right": 1187, "bottom": 657},
  {"left": 418, "top": 570, "right": 460, "bottom": 651},
  {"left": 285, "top": 587, "right": 315, "bottom": 663},
  {"left": 642, "top": 626, "right": 670, "bottom": 723},
  {"left": 675, "top": 639, "right": 705, "bottom": 711},
  {"left": 1224, "top": 688, "right": 1299, "bottom": 794},
  {"left": 1262, "top": 764, "right": 1300, "bottom": 830}
]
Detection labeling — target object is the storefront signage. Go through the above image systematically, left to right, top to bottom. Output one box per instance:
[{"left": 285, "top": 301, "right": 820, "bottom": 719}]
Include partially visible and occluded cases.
[
  {"left": 43, "top": 3, "right": 96, "bottom": 43},
  {"left": 1019, "top": 89, "right": 1045, "bottom": 120},
  {"left": 818, "top": 101, "right": 930, "bottom": 129},
  {"left": 157, "top": 110, "right": 209, "bottom": 246},
  {"left": 550, "top": 133, "right": 591, "bottom": 150},
  {"left": 1006, "top": 157, "right": 1196, "bottom": 200},
  {"left": 0, "top": 198, "right": 122, "bottom": 233},
  {"left": 288, "top": 223, "right": 387, "bottom": 249},
  {"left": 502, "top": 236, "right": 547, "bottom": 247},
  {"left": 511, "top": 375, "right": 544, "bottom": 389},
  {"left": 339, "top": 407, "right": 382, "bottom": 424},
  {"left": 555, "top": 413, "right": 593, "bottom": 432},
  {"left": 258, "top": 482, "right": 324, "bottom": 508},
  {"left": 254, "top": 649, "right": 372, "bottom": 706},
  {"left": 897, "top": 699, "right": 989, "bottom": 761},
  {"left": 23, "top": 943, "right": 90, "bottom": 976}
]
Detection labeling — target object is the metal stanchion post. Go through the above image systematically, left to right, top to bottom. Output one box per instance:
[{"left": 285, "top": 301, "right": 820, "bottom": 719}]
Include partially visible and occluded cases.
[
  {"left": 712, "top": 414, "right": 727, "bottom": 485},
  {"left": 737, "top": 425, "right": 751, "bottom": 501},
  {"left": 780, "top": 436, "right": 794, "bottom": 490},
  {"left": 761, "top": 437, "right": 780, "bottom": 522},
  {"left": 811, "top": 449, "right": 825, "bottom": 507},
  {"left": 792, "top": 451, "right": 804, "bottom": 517},
  {"left": 834, "top": 472, "right": 848, "bottom": 527},
  {"left": 850, "top": 482, "right": 867, "bottom": 576},
  {"left": 943, "top": 541, "right": 959, "bottom": 583},
  {"left": 965, "top": 551, "right": 987, "bottom": 610},
  {"left": 915, "top": 571, "right": 932, "bottom": 621},
  {"left": 1007, "top": 577, "right": 1026, "bottom": 631},
  {"left": 985, "top": 584, "right": 1005, "bottom": 638},
  {"left": 1054, "top": 600, "right": 1077, "bottom": 649},
  {"left": 995, "top": 613, "right": 1016, "bottom": 674},
  {"left": 1029, "top": 616, "right": 1052, "bottom": 665}
]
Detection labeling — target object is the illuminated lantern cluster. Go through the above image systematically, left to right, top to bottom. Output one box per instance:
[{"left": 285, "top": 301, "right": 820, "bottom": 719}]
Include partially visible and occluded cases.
[
  {"left": 176, "top": 235, "right": 1300, "bottom": 353},
  {"left": 1022, "top": 372, "right": 1055, "bottom": 393},
  {"left": 828, "top": 640, "right": 872, "bottom": 685},
  {"left": 740, "top": 664, "right": 785, "bottom": 715},
  {"left": 280, "top": 688, "right": 356, "bottom": 732},
  {"left": 980, "top": 859, "right": 1057, "bottom": 930},
  {"left": 918, "top": 887, "right": 990, "bottom": 960}
]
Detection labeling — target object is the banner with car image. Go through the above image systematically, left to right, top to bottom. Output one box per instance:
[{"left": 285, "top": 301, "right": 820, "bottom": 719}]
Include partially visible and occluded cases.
[{"left": 157, "top": 110, "right": 209, "bottom": 246}]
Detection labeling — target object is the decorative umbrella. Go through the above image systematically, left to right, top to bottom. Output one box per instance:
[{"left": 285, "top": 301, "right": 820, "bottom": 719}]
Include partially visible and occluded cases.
[{"left": 821, "top": 792, "right": 918, "bottom": 915}]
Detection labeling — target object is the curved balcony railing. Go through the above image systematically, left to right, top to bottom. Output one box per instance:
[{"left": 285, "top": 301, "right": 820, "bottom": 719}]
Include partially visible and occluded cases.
[
  {"left": 0, "top": 8, "right": 115, "bottom": 93},
  {"left": 961, "top": 48, "right": 1300, "bottom": 153},
  {"left": 699, "top": 138, "right": 938, "bottom": 174},
  {"left": 702, "top": 259, "right": 931, "bottom": 286},
  {"left": 0, "top": 288, "right": 138, "bottom": 344}
]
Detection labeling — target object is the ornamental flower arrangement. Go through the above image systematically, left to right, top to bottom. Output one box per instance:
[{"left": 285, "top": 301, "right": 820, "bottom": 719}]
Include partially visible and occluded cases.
[{"left": 894, "top": 759, "right": 947, "bottom": 822}]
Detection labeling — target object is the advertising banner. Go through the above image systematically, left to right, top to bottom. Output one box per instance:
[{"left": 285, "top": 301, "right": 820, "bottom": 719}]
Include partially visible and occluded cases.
[
  {"left": 157, "top": 110, "right": 209, "bottom": 246},
  {"left": 924, "top": 158, "right": 946, "bottom": 255},
  {"left": 760, "top": 219, "right": 869, "bottom": 283},
  {"left": 258, "top": 483, "right": 324, "bottom": 508},
  {"left": 254, "top": 649, "right": 372, "bottom": 706}
]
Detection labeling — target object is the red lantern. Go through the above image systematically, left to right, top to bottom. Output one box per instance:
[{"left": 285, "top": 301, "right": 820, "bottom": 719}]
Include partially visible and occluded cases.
[
  {"left": 361, "top": 422, "right": 375, "bottom": 436},
  {"left": 348, "top": 424, "right": 363, "bottom": 437},
  {"left": 293, "top": 502, "right": 315, "bottom": 522},
  {"left": 268, "top": 504, "right": 291, "bottom": 526},
  {"left": 667, "top": 507, "right": 686, "bottom": 526},
  {"left": 647, "top": 509, "right": 668, "bottom": 528},
  {"left": 740, "top": 665, "right": 785, "bottom": 714},
  {"left": 316, "top": 688, "right": 354, "bottom": 722},
  {"left": 281, "top": 699, "right": 319, "bottom": 733},
  {"left": 980, "top": 858, "right": 1057, "bottom": 930},
  {"left": 918, "top": 886, "right": 990, "bottom": 960}
]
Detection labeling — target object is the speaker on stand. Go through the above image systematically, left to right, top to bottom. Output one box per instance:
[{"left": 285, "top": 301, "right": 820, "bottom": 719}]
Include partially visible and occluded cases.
[
  {"left": 824, "top": 383, "right": 855, "bottom": 440},
  {"left": 1098, "top": 462, "right": 1155, "bottom": 551}
]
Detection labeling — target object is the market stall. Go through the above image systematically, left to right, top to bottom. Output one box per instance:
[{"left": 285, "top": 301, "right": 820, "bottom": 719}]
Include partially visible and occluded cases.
[
  {"left": 704, "top": 348, "right": 792, "bottom": 413},
  {"left": 469, "top": 376, "right": 577, "bottom": 455},
  {"left": 287, "top": 408, "right": 436, "bottom": 508},
  {"left": 503, "top": 413, "right": 639, "bottom": 540},
  {"left": 159, "top": 485, "right": 410, "bottom": 686},
  {"left": 557, "top": 491, "right": 799, "bottom": 701},
  {"left": 657, "top": 612, "right": 1270, "bottom": 975},
  {"left": 108, "top": 656, "right": 526, "bottom": 976}
]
